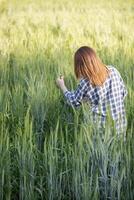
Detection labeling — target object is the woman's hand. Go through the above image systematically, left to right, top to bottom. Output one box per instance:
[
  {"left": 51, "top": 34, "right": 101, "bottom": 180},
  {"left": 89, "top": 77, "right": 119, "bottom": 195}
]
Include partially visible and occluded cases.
[
  {"left": 56, "top": 75, "right": 68, "bottom": 93},
  {"left": 56, "top": 75, "right": 65, "bottom": 88}
]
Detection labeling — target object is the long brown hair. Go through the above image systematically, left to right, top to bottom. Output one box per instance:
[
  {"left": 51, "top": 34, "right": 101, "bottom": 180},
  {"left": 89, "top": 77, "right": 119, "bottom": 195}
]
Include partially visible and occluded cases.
[{"left": 74, "top": 46, "right": 110, "bottom": 86}]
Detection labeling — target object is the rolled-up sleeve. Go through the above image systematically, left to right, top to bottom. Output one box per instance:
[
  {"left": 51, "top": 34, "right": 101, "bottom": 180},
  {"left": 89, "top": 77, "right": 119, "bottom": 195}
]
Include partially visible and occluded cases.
[
  {"left": 114, "top": 67, "right": 128, "bottom": 100},
  {"left": 119, "top": 76, "right": 128, "bottom": 100},
  {"left": 63, "top": 79, "right": 89, "bottom": 107},
  {"left": 122, "top": 84, "right": 128, "bottom": 100}
]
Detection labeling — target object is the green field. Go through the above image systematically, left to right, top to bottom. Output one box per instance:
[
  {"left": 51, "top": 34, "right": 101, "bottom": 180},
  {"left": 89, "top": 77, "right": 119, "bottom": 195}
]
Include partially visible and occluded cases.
[{"left": 0, "top": 0, "right": 134, "bottom": 199}]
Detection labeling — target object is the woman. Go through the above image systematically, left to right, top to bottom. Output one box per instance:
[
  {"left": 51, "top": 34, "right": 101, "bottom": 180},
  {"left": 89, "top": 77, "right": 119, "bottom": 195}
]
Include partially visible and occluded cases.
[{"left": 56, "top": 46, "right": 128, "bottom": 135}]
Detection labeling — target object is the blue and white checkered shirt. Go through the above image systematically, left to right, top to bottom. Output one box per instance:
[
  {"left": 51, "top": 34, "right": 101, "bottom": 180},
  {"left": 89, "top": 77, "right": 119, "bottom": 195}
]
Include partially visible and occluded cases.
[{"left": 64, "top": 66, "right": 128, "bottom": 134}]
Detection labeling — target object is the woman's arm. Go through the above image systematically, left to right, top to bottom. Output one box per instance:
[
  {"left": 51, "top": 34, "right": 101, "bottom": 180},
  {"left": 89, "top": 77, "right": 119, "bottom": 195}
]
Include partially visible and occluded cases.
[{"left": 56, "top": 76, "right": 89, "bottom": 107}]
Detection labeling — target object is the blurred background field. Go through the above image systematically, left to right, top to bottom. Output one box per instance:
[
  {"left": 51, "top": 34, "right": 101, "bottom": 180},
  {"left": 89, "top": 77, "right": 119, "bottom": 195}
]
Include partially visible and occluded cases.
[{"left": 0, "top": 0, "right": 134, "bottom": 199}]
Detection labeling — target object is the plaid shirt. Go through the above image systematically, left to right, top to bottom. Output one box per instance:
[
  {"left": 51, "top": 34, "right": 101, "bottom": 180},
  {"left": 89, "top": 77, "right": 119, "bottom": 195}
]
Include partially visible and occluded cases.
[{"left": 64, "top": 66, "right": 128, "bottom": 134}]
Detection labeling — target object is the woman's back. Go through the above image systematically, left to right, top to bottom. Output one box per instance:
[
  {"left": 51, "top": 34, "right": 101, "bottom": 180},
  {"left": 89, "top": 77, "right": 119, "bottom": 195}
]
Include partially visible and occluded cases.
[{"left": 64, "top": 65, "right": 127, "bottom": 134}]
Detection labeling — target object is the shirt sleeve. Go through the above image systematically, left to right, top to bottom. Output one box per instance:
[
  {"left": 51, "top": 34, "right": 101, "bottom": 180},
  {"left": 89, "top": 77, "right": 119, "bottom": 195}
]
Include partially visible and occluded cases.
[
  {"left": 114, "top": 68, "right": 128, "bottom": 99},
  {"left": 63, "top": 78, "right": 89, "bottom": 107},
  {"left": 121, "top": 82, "right": 128, "bottom": 100}
]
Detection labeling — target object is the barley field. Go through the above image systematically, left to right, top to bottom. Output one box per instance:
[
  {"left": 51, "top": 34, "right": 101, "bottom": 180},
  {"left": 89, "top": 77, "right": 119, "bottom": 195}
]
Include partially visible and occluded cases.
[{"left": 0, "top": 0, "right": 134, "bottom": 199}]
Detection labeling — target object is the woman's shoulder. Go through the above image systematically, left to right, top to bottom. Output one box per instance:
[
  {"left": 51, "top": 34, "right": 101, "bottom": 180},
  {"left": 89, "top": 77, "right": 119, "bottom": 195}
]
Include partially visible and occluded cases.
[
  {"left": 106, "top": 65, "right": 120, "bottom": 76},
  {"left": 106, "top": 65, "right": 115, "bottom": 70},
  {"left": 106, "top": 65, "right": 123, "bottom": 83},
  {"left": 78, "top": 77, "right": 91, "bottom": 89},
  {"left": 79, "top": 77, "right": 91, "bottom": 85}
]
